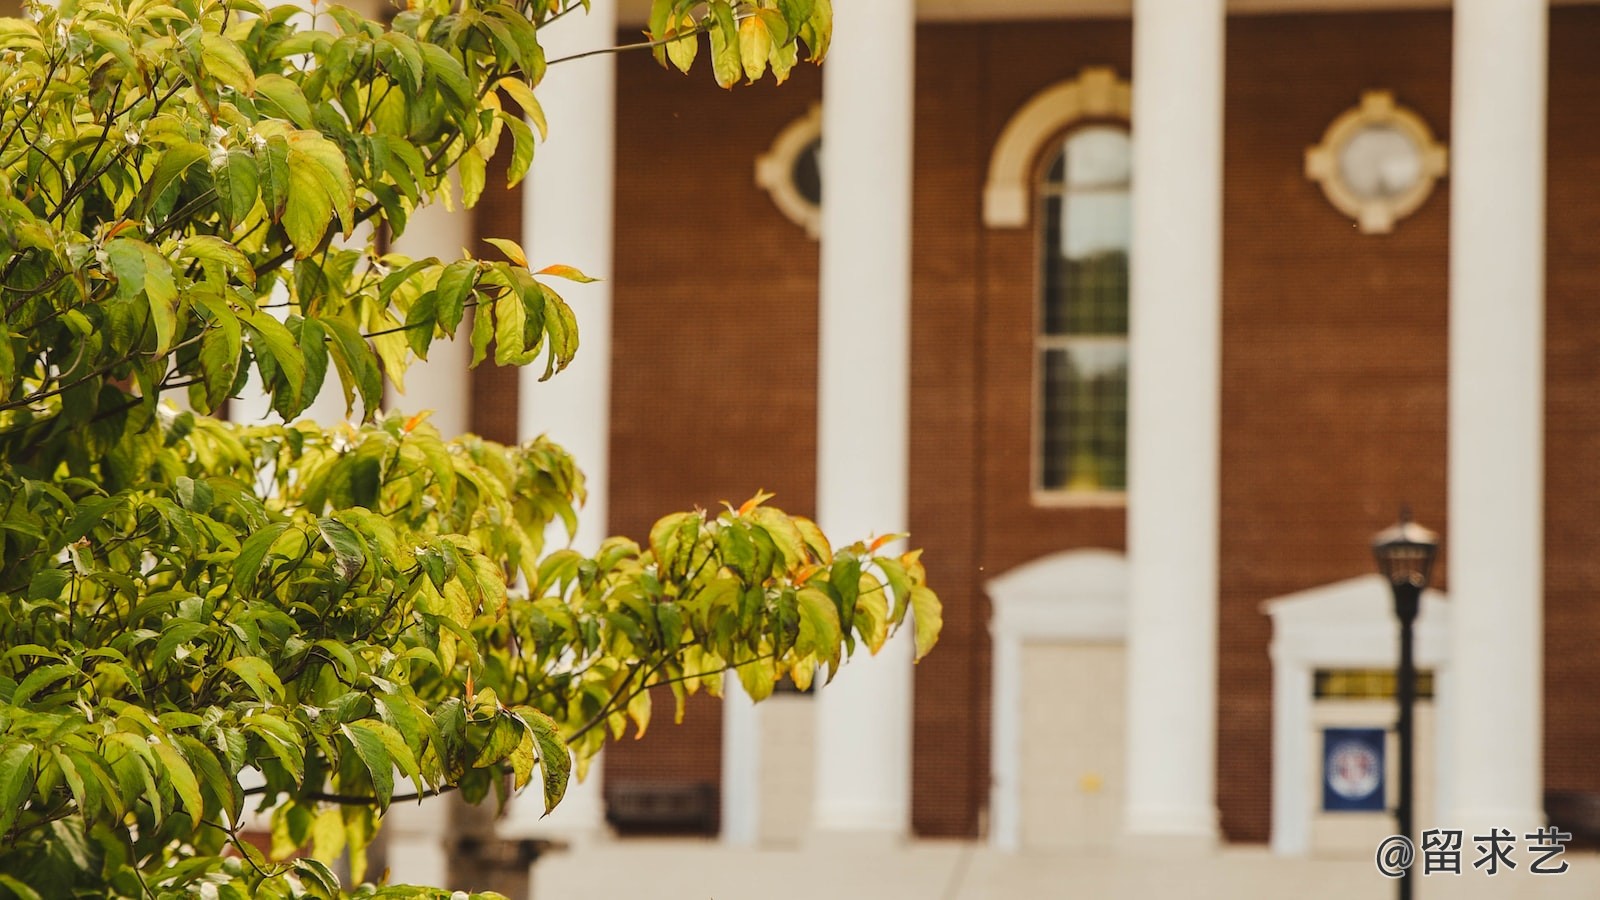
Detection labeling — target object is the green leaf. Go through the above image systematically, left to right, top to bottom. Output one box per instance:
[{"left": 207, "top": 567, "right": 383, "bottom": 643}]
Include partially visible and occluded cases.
[
  {"left": 800, "top": 0, "right": 832, "bottom": 60},
  {"left": 709, "top": 1, "right": 741, "bottom": 88},
  {"left": 201, "top": 33, "right": 256, "bottom": 93},
  {"left": 419, "top": 41, "right": 473, "bottom": 107},
  {"left": 255, "top": 73, "right": 312, "bottom": 128},
  {"left": 500, "top": 113, "right": 536, "bottom": 189},
  {"left": 257, "top": 134, "right": 291, "bottom": 219},
  {"left": 141, "top": 143, "right": 207, "bottom": 212},
  {"left": 215, "top": 149, "right": 260, "bottom": 228},
  {"left": 282, "top": 157, "right": 334, "bottom": 256},
  {"left": 179, "top": 235, "right": 254, "bottom": 284},
  {"left": 435, "top": 260, "right": 477, "bottom": 338},
  {"left": 244, "top": 309, "right": 306, "bottom": 407},
  {"left": 319, "top": 316, "right": 382, "bottom": 419},
  {"left": 175, "top": 475, "right": 214, "bottom": 513},
  {"left": 235, "top": 521, "right": 291, "bottom": 596},
  {"left": 796, "top": 585, "right": 842, "bottom": 674},
  {"left": 224, "top": 656, "right": 284, "bottom": 701},
  {"left": 521, "top": 707, "right": 569, "bottom": 815},
  {"left": 472, "top": 713, "right": 522, "bottom": 769},
  {"left": 350, "top": 719, "right": 422, "bottom": 796},
  {"left": 340, "top": 723, "right": 395, "bottom": 807},
  {"left": 153, "top": 739, "right": 204, "bottom": 820},
  {"left": 0, "top": 742, "right": 35, "bottom": 837}
]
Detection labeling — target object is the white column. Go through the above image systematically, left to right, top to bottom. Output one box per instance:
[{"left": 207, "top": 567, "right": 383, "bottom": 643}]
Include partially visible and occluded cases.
[
  {"left": 500, "top": 0, "right": 616, "bottom": 845},
  {"left": 516, "top": 0, "right": 614, "bottom": 553},
  {"left": 811, "top": 0, "right": 915, "bottom": 841},
  {"left": 1123, "top": 0, "right": 1224, "bottom": 845},
  {"left": 1445, "top": 0, "right": 1546, "bottom": 834},
  {"left": 386, "top": 175, "right": 472, "bottom": 438},
  {"left": 720, "top": 674, "right": 761, "bottom": 846},
  {"left": 382, "top": 794, "right": 453, "bottom": 887}
]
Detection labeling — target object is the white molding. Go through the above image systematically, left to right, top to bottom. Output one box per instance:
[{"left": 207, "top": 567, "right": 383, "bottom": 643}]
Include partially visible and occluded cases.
[
  {"left": 983, "top": 67, "right": 1131, "bottom": 228},
  {"left": 1304, "top": 90, "right": 1448, "bottom": 234},
  {"left": 755, "top": 103, "right": 823, "bottom": 239},
  {"left": 988, "top": 550, "right": 1129, "bottom": 851},
  {"left": 1263, "top": 575, "right": 1450, "bottom": 856}
]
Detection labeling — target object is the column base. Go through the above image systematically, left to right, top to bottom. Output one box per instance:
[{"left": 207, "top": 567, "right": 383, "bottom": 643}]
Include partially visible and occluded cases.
[
  {"left": 1121, "top": 807, "right": 1221, "bottom": 857},
  {"left": 1440, "top": 807, "right": 1547, "bottom": 840},
  {"left": 805, "top": 826, "right": 908, "bottom": 854}
]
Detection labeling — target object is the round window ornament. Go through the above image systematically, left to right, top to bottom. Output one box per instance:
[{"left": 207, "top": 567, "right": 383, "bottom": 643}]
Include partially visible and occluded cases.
[
  {"left": 1305, "top": 91, "right": 1447, "bottom": 234},
  {"left": 756, "top": 103, "right": 822, "bottom": 239}
]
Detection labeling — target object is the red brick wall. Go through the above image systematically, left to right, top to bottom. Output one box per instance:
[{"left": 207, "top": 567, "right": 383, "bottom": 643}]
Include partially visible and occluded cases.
[
  {"left": 1544, "top": 6, "right": 1600, "bottom": 804},
  {"left": 1220, "top": 11, "right": 1453, "bottom": 842},
  {"left": 911, "top": 20, "right": 1134, "bottom": 840},
  {"left": 602, "top": 49, "right": 825, "bottom": 821},
  {"left": 470, "top": 148, "right": 523, "bottom": 446}
]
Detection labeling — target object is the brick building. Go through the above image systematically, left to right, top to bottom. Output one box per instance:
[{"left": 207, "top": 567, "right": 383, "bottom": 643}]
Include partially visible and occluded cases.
[{"left": 241, "top": 0, "right": 1600, "bottom": 879}]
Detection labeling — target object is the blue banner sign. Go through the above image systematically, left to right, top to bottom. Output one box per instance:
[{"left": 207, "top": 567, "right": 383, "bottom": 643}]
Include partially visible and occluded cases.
[{"left": 1323, "top": 727, "right": 1386, "bottom": 812}]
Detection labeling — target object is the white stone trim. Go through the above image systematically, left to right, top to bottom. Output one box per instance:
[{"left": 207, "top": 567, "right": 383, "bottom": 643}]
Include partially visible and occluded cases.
[
  {"left": 982, "top": 67, "right": 1132, "bottom": 228},
  {"left": 1304, "top": 90, "right": 1448, "bottom": 234},
  {"left": 755, "top": 103, "right": 822, "bottom": 239},
  {"left": 988, "top": 550, "right": 1129, "bottom": 851},
  {"left": 1263, "top": 576, "right": 1450, "bottom": 857}
]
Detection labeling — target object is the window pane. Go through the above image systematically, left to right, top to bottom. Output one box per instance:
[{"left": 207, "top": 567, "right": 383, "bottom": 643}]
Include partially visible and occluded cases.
[
  {"left": 1036, "top": 124, "right": 1131, "bottom": 496},
  {"left": 1065, "top": 126, "right": 1131, "bottom": 188},
  {"left": 1041, "top": 132, "right": 1130, "bottom": 339},
  {"left": 1040, "top": 343, "right": 1129, "bottom": 491}
]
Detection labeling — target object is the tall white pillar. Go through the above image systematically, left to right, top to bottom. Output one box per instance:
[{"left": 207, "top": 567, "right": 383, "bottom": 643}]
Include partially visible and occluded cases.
[
  {"left": 499, "top": 0, "right": 616, "bottom": 845},
  {"left": 516, "top": 0, "right": 614, "bottom": 553},
  {"left": 810, "top": 0, "right": 915, "bottom": 841},
  {"left": 1123, "top": 0, "right": 1224, "bottom": 845},
  {"left": 1445, "top": 0, "right": 1546, "bottom": 834},
  {"left": 387, "top": 175, "right": 472, "bottom": 438},
  {"left": 720, "top": 674, "right": 761, "bottom": 846}
]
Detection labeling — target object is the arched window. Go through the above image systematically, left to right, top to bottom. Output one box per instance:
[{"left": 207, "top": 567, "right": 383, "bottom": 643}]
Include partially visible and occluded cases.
[{"left": 1035, "top": 125, "right": 1130, "bottom": 495}]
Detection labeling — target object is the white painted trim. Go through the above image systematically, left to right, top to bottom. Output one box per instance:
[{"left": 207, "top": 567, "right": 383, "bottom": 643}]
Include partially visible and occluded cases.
[
  {"left": 982, "top": 67, "right": 1131, "bottom": 228},
  {"left": 1304, "top": 90, "right": 1448, "bottom": 234},
  {"left": 755, "top": 103, "right": 822, "bottom": 239},
  {"left": 987, "top": 550, "right": 1129, "bottom": 851},
  {"left": 1263, "top": 575, "right": 1450, "bottom": 856}
]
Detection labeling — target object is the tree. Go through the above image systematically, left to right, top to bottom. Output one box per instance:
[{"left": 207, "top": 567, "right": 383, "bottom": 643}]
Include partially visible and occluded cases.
[{"left": 0, "top": 0, "right": 940, "bottom": 896}]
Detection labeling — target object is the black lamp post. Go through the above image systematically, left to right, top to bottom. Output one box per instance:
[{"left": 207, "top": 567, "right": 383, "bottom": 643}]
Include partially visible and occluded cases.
[{"left": 1372, "top": 510, "right": 1440, "bottom": 900}]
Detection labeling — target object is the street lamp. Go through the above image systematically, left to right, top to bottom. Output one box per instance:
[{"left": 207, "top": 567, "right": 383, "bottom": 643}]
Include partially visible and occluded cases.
[{"left": 1372, "top": 509, "right": 1440, "bottom": 900}]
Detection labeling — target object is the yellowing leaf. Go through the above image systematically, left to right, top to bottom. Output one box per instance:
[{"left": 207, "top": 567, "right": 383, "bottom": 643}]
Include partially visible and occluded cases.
[
  {"left": 708, "top": 1, "right": 740, "bottom": 89},
  {"left": 665, "top": 14, "right": 698, "bottom": 74},
  {"left": 738, "top": 15, "right": 771, "bottom": 83},
  {"left": 201, "top": 33, "right": 256, "bottom": 93},
  {"left": 484, "top": 237, "right": 528, "bottom": 268},
  {"left": 534, "top": 264, "right": 598, "bottom": 283},
  {"left": 909, "top": 584, "right": 942, "bottom": 662}
]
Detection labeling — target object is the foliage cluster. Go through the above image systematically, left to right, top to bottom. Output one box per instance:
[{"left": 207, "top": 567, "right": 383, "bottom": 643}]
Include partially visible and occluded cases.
[{"left": 0, "top": 0, "right": 938, "bottom": 896}]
